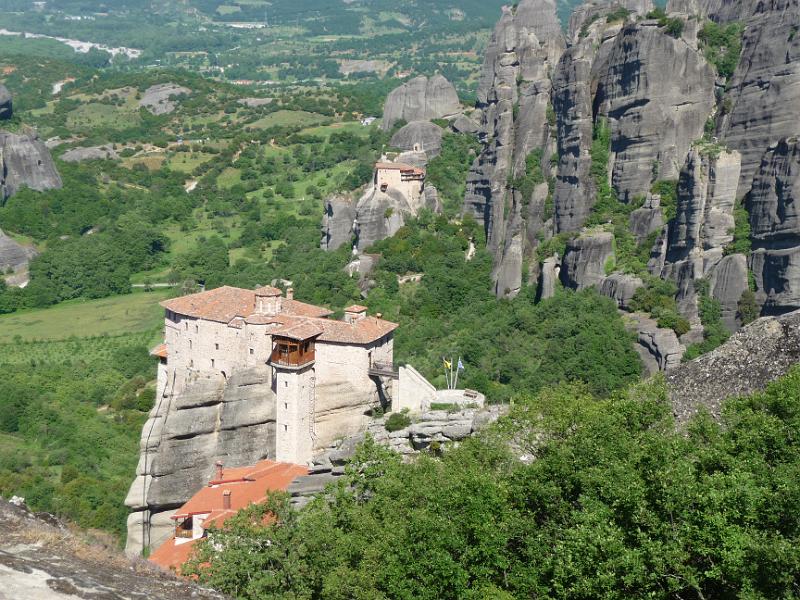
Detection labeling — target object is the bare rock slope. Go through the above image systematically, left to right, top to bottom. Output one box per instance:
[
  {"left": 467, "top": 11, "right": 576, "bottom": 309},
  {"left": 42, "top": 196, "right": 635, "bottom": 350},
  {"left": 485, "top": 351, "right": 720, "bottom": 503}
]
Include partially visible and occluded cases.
[
  {"left": 381, "top": 75, "right": 460, "bottom": 131},
  {"left": 0, "top": 132, "right": 62, "bottom": 200},
  {"left": 667, "top": 309, "right": 800, "bottom": 423},
  {"left": 0, "top": 498, "right": 223, "bottom": 600}
]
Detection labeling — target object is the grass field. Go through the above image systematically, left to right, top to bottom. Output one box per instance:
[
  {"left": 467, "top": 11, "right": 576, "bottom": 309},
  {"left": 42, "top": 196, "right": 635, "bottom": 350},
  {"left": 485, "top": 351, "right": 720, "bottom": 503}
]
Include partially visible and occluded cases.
[
  {"left": 66, "top": 103, "right": 140, "bottom": 130},
  {"left": 248, "top": 110, "right": 329, "bottom": 130},
  {"left": 0, "top": 289, "right": 171, "bottom": 343}
]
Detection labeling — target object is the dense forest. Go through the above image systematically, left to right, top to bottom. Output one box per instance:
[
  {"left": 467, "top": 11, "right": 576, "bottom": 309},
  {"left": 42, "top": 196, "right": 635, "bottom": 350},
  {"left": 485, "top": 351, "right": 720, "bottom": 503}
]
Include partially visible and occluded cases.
[{"left": 186, "top": 368, "right": 800, "bottom": 598}]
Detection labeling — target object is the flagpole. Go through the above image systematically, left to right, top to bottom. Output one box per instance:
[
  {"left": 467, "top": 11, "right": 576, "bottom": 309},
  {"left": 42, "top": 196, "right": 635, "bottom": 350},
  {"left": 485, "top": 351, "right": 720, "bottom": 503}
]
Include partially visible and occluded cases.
[
  {"left": 443, "top": 357, "right": 451, "bottom": 390},
  {"left": 453, "top": 357, "right": 460, "bottom": 390}
]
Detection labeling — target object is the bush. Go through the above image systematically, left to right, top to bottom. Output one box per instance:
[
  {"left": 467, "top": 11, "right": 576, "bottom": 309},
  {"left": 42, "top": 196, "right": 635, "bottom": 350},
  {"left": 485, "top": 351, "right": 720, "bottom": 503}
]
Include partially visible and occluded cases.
[{"left": 385, "top": 412, "right": 411, "bottom": 432}]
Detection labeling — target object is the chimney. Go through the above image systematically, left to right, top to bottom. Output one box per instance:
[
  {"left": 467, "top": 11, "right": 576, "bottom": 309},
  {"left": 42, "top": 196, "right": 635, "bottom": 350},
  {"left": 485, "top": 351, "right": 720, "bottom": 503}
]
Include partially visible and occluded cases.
[
  {"left": 254, "top": 285, "right": 283, "bottom": 316},
  {"left": 286, "top": 287, "right": 294, "bottom": 300},
  {"left": 344, "top": 305, "right": 368, "bottom": 324},
  {"left": 376, "top": 313, "right": 382, "bottom": 319},
  {"left": 215, "top": 461, "right": 224, "bottom": 481},
  {"left": 222, "top": 490, "right": 231, "bottom": 510}
]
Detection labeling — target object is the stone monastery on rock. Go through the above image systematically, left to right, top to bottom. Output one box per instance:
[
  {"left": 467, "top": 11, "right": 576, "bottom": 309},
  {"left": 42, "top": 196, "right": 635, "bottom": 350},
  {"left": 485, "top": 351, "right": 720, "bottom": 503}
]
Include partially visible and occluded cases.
[{"left": 154, "top": 285, "right": 397, "bottom": 465}]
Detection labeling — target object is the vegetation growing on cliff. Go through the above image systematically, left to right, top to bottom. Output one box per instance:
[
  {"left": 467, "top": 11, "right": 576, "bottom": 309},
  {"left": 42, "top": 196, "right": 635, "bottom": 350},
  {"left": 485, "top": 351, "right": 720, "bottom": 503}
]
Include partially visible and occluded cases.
[
  {"left": 699, "top": 21, "right": 745, "bottom": 79},
  {"left": 186, "top": 367, "right": 800, "bottom": 599}
]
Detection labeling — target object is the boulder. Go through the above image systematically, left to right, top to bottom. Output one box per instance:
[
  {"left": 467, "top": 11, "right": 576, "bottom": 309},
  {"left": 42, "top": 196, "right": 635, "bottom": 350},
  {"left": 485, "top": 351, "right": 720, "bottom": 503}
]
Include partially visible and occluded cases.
[
  {"left": 382, "top": 75, "right": 460, "bottom": 131},
  {"left": 139, "top": 83, "right": 191, "bottom": 115},
  {"left": 0, "top": 84, "right": 11, "bottom": 120},
  {"left": 450, "top": 113, "right": 479, "bottom": 134},
  {"left": 390, "top": 121, "right": 443, "bottom": 157},
  {"left": 0, "top": 132, "right": 62, "bottom": 200},
  {"left": 60, "top": 145, "right": 119, "bottom": 162},
  {"left": 629, "top": 195, "right": 665, "bottom": 243},
  {"left": 0, "top": 228, "right": 36, "bottom": 274},
  {"left": 560, "top": 231, "right": 614, "bottom": 290},
  {"left": 600, "top": 273, "right": 644, "bottom": 310},
  {"left": 667, "top": 309, "right": 800, "bottom": 423},
  {"left": 628, "top": 312, "right": 686, "bottom": 374}
]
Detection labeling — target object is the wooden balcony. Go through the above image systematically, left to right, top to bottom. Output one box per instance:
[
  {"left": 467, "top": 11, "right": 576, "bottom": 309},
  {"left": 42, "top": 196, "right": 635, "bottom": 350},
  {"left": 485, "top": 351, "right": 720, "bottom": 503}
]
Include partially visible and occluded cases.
[
  {"left": 270, "top": 339, "right": 315, "bottom": 370},
  {"left": 175, "top": 519, "right": 193, "bottom": 539}
]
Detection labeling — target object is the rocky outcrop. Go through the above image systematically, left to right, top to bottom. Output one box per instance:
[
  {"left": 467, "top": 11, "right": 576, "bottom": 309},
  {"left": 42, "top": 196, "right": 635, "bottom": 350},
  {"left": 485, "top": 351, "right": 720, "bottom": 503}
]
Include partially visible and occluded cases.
[
  {"left": 463, "top": 0, "right": 565, "bottom": 297},
  {"left": 567, "top": 0, "right": 655, "bottom": 41},
  {"left": 717, "top": 0, "right": 800, "bottom": 195},
  {"left": 595, "top": 20, "right": 716, "bottom": 202},
  {"left": 381, "top": 75, "right": 460, "bottom": 131},
  {"left": 139, "top": 83, "right": 191, "bottom": 115},
  {"left": 0, "top": 84, "right": 11, "bottom": 120},
  {"left": 450, "top": 113, "right": 479, "bottom": 134},
  {"left": 389, "top": 121, "right": 443, "bottom": 157},
  {"left": 0, "top": 132, "right": 62, "bottom": 200},
  {"left": 748, "top": 138, "right": 800, "bottom": 314},
  {"left": 60, "top": 145, "right": 119, "bottom": 162},
  {"left": 353, "top": 187, "right": 411, "bottom": 251},
  {"left": 321, "top": 194, "right": 357, "bottom": 251},
  {"left": 629, "top": 194, "right": 665, "bottom": 243},
  {"left": 0, "top": 228, "right": 36, "bottom": 275},
  {"left": 560, "top": 231, "right": 614, "bottom": 290},
  {"left": 600, "top": 273, "right": 644, "bottom": 309},
  {"left": 667, "top": 309, "right": 800, "bottom": 423},
  {"left": 628, "top": 312, "right": 686, "bottom": 374},
  {"left": 125, "top": 367, "right": 277, "bottom": 557},
  {"left": 0, "top": 498, "right": 223, "bottom": 599}
]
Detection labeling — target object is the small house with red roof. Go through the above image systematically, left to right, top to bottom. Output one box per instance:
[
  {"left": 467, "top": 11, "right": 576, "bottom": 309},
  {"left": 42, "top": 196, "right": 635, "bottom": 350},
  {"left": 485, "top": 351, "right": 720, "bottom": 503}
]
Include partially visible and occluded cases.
[{"left": 148, "top": 459, "right": 308, "bottom": 573}]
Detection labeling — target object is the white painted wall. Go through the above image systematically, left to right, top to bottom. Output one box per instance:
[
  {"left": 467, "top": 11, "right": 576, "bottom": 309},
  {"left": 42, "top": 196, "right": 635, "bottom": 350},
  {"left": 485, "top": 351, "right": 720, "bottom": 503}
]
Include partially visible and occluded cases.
[{"left": 395, "top": 365, "right": 437, "bottom": 413}]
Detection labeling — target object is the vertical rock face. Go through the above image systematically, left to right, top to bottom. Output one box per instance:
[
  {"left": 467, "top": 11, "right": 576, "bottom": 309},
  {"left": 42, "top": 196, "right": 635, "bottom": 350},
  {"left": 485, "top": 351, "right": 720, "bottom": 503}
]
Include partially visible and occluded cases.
[
  {"left": 463, "top": 0, "right": 565, "bottom": 297},
  {"left": 718, "top": 0, "right": 800, "bottom": 195},
  {"left": 595, "top": 21, "right": 716, "bottom": 202},
  {"left": 381, "top": 75, "right": 460, "bottom": 131},
  {"left": 0, "top": 85, "right": 11, "bottom": 120},
  {"left": 389, "top": 121, "right": 444, "bottom": 157},
  {"left": 0, "top": 132, "right": 62, "bottom": 200},
  {"left": 748, "top": 138, "right": 800, "bottom": 313},
  {"left": 659, "top": 149, "right": 746, "bottom": 323},
  {"left": 321, "top": 195, "right": 356, "bottom": 251},
  {"left": 0, "top": 228, "right": 36, "bottom": 274},
  {"left": 560, "top": 231, "right": 614, "bottom": 290},
  {"left": 125, "top": 367, "right": 277, "bottom": 557}
]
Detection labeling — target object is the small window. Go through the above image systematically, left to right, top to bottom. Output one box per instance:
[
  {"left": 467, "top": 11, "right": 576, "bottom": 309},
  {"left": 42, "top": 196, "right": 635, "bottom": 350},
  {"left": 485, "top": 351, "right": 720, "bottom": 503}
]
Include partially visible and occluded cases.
[
  {"left": 185, "top": 322, "right": 188, "bottom": 330},
  {"left": 195, "top": 324, "right": 199, "bottom": 333},
  {"left": 189, "top": 339, "right": 192, "bottom": 349},
  {"left": 215, "top": 343, "right": 219, "bottom": 350},
  {"left": 249, "top": 348, "right": 254, "bottom": 355},
  {"left": 189, "top": 359, "right": 194, "bottom": 368},
  {"left": 211, "top": 359, "right": 215, "bottom": 368},
  {"left": 284, "top": 381, "right": 288, "bottom": 388},
  {"left": 284, "top": 403, "right": 288, "bottom": 409},
  {"left": 283, "top": 424, "right": 288, "bottom": 432}
]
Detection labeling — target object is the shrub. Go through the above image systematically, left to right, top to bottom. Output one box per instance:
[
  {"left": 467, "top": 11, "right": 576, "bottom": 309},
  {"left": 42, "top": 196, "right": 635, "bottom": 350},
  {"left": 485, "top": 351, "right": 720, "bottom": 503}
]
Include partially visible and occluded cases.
[{"left": 385, "top": 412, "right": 411, "bottom": 432}]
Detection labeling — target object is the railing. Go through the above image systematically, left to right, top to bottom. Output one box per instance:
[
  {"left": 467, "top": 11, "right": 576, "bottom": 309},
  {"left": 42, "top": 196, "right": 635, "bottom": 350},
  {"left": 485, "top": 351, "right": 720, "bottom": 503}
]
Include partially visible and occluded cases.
[{"left": 175, "top": 525, "right": 193, "bottom": 539}]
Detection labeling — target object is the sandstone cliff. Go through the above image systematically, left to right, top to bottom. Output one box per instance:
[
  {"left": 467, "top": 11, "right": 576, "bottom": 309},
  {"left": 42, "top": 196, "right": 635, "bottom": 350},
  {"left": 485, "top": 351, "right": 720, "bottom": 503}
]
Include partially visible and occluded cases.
[
  {"left": 381, "top": 75, "right": 460, "bottom": 131},
  {"left": 0, "top": 131, "right": 62, "bottom": 200},
  {"left": 125, "top": 367, "right": 277, "bottom": 556}
]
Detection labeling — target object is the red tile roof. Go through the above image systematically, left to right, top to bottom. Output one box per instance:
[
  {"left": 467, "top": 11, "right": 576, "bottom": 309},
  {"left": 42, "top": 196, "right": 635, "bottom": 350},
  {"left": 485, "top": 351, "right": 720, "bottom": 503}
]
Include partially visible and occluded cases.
[
  {"left": 375, "top": 162, "right": 425, "bottom": 175},
  {"left": 160, "top": 286, "right": 395, "bottom": 345},
  {"left": 161, "top": 286, "right": 255, "bottom": 323},
  {"left": 150, "top": 343, "right": 168, "bottom": 359},
  {"left": 149, "top": 459, "right": 308, "bottom": 574}
]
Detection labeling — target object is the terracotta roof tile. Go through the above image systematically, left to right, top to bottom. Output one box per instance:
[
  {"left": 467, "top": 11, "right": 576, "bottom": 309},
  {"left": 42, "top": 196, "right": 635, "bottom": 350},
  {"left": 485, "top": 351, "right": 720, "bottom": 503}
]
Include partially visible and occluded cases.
[
  {"left": 161, "top": 286, "right": 255, "bottom": 323},
  {"left": 283, "top": 299, "right": 333, "bottom": 318},
  {"left": 317, "top": 316, "right": 398, "bottom": 344},
  {"left": 271, "top": 321, "right": 324, "bottom": 341},
  {"left": 150, "top": 343, "right": 168, "bottom": 359},
  {"left": 148, "top": 535, "right": 197, "bottom": 574}
]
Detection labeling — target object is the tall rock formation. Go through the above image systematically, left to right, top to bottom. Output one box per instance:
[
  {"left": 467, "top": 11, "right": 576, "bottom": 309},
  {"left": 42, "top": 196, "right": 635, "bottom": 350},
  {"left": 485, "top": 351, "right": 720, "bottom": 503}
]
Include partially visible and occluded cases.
[
  {"left": 463, "top": 0, "right": 565, "bottom": 297},
  {"left": 717, "top": 0, "right": 800, "bottom": 195},
  {"left": 594, "top": 20, "right": 716, "bottom": 202},
  {"left": 381, "top": 75, "right": 460, "bottom": 131},
  {"left": 0, "top": 85, "right": 11, "bottom": 120},
  {"left": 0, "top": 132, "right": 62, "bottom": 200},
  {"left": 748, "top": 138, "right": 800, "bottom": 314},
  {"left": 658, "top": 148, "right": 747, "bottom": 323},
  {"left": 125, "top": 367, "right": 277, "bottom": 556}
]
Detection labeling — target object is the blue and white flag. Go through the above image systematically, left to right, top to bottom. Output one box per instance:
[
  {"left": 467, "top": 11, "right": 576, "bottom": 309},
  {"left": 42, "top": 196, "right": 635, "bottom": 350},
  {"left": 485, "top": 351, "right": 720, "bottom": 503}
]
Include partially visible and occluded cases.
[{"left": 457, "top": 359, "right": 464, "bottom": 371}]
